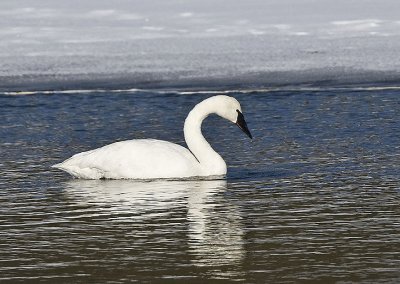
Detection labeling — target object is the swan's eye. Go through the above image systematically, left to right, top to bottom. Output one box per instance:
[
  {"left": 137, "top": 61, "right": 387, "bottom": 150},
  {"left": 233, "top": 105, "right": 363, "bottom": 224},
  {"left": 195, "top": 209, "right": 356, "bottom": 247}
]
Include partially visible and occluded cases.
[{"left": 236, "top": 109, "right": 243, "bottom": 121}]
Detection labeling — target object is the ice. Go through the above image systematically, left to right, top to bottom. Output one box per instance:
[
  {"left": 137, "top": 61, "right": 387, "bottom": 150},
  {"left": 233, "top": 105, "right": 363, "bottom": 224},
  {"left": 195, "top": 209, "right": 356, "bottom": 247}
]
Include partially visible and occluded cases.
[{"left": 1, "top": 0, "right": 400, "bottom": 91}]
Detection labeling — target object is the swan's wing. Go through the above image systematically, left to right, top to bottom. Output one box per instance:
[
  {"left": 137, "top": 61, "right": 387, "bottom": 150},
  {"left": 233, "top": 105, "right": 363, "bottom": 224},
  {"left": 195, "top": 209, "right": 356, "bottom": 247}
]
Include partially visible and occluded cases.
[{"left": 53, "top": 139, "right": 200, "bottom": 179}]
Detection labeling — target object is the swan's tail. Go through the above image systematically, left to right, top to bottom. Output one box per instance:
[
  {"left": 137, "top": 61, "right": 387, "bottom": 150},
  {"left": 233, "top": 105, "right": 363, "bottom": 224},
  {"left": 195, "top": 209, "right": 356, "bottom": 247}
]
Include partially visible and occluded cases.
[
  {"left": 51, "top": 162, "right": 103, "bottom": 179},
  {"left": 51, "top": 163, "right": 62, "bottom": 169}
]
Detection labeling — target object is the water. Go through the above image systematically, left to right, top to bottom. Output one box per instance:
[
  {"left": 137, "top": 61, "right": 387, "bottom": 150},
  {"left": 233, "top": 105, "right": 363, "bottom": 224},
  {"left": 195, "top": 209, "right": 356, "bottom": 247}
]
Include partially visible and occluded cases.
[{"left": 1, "top": 88, "right": 399, "bottom": 283}]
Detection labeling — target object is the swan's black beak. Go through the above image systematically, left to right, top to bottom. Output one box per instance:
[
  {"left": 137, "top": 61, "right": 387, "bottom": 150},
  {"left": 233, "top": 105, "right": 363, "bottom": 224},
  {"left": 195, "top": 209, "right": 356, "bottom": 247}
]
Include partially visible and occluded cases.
[{"left": 235, "top": 110, "right": 252, "bottom": 139}]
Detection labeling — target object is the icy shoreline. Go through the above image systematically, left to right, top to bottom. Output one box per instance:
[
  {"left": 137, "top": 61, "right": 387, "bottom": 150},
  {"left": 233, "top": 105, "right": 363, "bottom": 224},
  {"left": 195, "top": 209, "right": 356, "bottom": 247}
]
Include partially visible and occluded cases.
[
  {"left": 1, "top": 0, "right": 399, "bottom": 91},
  {"left": 2, "top": 68, "right": 400, "bottom": 93}
]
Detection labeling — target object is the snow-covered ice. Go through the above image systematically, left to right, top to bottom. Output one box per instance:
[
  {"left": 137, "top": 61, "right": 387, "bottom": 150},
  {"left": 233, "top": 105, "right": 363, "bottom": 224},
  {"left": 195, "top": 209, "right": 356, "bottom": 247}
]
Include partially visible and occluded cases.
[{"left": 1, "top": 0, "right": 400, "bottom": 91}]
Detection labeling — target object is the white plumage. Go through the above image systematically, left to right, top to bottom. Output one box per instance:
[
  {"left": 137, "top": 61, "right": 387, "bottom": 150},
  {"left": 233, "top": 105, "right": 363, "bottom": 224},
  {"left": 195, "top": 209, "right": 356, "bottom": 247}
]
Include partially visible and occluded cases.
[{"left": 53, "top": 95, "right": 252, "bottom": 179}]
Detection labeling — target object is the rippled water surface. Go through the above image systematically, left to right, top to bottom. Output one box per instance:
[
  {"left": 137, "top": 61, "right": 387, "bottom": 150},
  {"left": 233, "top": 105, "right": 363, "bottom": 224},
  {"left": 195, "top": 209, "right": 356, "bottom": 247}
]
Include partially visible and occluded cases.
[{"left": 1, "top": 89, "right": 399, "bottom": 283}]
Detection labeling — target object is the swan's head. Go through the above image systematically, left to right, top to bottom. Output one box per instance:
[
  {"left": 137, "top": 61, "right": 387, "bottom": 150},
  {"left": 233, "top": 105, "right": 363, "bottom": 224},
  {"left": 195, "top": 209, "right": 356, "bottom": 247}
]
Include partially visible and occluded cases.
[{"left": 213, "top": 95, "right": 253, "bottom": 139}]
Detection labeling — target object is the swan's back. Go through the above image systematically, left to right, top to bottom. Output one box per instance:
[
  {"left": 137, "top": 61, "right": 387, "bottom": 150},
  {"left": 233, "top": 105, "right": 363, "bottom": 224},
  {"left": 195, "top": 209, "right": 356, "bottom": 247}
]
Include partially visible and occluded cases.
[{"left": 53, "top": 139, "right": 200, "bottom": 179}]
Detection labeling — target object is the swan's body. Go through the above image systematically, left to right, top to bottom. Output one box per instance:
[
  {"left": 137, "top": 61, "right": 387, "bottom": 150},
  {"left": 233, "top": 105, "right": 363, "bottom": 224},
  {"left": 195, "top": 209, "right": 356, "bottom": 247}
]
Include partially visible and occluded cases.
[
  {"left": 53, "top": 95, "right": 252, "bottom": 179},
  {"left": 54, "top": 139, "right": 212, "bottom": 179}
]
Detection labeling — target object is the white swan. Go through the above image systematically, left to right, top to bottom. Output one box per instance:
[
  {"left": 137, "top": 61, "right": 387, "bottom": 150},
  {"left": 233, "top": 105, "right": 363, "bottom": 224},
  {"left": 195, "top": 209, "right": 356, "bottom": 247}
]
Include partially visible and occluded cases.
[{"left": 52, "top": 95, "right": 252, "bottom": 179}]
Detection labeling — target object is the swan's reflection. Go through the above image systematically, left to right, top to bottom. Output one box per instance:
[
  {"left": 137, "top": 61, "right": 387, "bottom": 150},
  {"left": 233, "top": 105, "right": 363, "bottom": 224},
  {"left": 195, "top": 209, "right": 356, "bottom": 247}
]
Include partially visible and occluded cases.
[
  {"left": 63, "top": 179, "right": 244, "bottom": 275},
  {"left": 64, "top": 179, "right": 190, "bottom": 216},
  {"left": 186, "top": 182, "right": 245, "bottom": 271}
]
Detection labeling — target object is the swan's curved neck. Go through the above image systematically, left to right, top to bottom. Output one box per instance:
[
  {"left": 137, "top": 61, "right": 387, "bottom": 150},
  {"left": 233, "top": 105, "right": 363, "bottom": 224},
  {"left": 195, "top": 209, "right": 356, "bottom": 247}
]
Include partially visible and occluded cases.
[{"left": 184, "top": 99, "right": 226, "bottom": 175}]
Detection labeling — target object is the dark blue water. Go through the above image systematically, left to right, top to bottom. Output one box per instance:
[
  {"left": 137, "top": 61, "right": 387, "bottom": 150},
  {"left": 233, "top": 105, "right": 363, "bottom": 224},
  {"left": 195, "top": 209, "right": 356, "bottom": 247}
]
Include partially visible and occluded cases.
[{"left": 1, "top": 88, "right": 399, "bottom": 283}]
